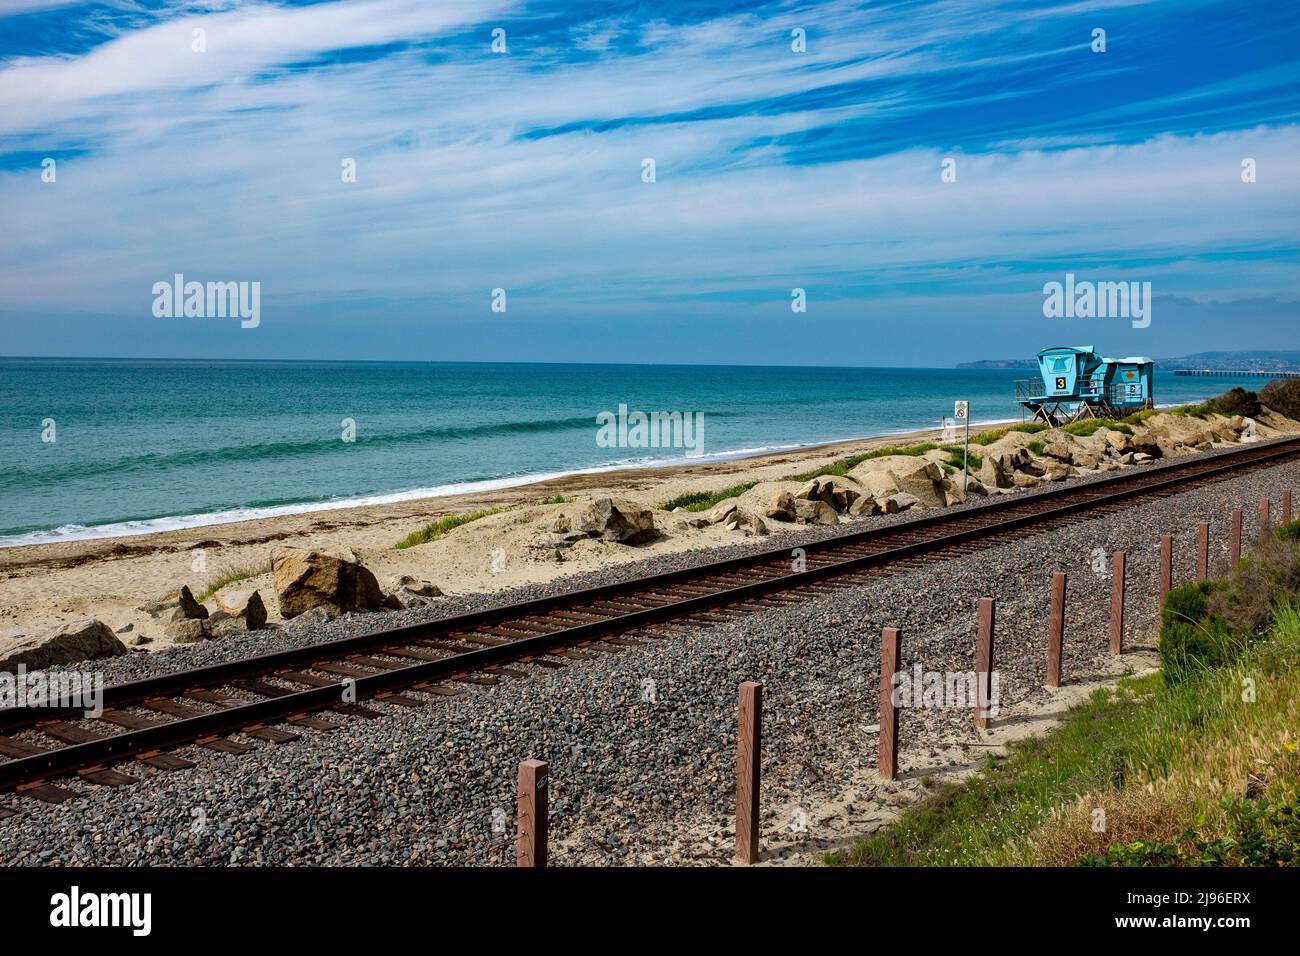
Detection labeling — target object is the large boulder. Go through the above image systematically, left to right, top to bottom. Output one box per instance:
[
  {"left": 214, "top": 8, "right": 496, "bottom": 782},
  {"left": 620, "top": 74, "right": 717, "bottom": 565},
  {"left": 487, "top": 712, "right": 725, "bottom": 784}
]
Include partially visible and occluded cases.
[
  {"left": 849, "top": 456, "right": 946, "bottom": 507},
  {"left": 576, "top": 497, "right": 657, "bottom": 544},
  {"left": 272, "top": 547, "right": 386, "bottom": 619},
  {"left": 387, "top": 576, "right": 444, "bottom": 609},
  {"left": 177, "top": 585, "right": 209, "bottom": 620},
  {"left": 166, "top": 617, "right": 210, "bottom": 643},
  {"left": 0, "top": 619, "right": 128, "bottom": 671}
]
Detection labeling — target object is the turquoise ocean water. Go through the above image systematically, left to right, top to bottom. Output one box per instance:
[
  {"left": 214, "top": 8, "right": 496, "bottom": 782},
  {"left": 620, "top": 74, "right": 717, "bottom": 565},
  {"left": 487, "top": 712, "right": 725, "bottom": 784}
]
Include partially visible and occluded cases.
[{"left": 0, "top": 358, "right": 1267, "bottom": 546}]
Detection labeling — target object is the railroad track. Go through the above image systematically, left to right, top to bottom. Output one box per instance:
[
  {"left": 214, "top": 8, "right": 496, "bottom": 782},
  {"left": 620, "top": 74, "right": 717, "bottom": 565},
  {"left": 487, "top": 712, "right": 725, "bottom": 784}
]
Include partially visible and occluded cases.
[{"left": 2, "top": 435, "right": 1299, "bottom": 808}]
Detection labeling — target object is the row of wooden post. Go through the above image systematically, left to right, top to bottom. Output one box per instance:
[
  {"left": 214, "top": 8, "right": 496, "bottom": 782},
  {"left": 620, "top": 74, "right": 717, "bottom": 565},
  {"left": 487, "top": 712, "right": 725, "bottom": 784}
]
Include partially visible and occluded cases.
[{"left": 516, "top": 489, "right": 1294, "bottom": 866}]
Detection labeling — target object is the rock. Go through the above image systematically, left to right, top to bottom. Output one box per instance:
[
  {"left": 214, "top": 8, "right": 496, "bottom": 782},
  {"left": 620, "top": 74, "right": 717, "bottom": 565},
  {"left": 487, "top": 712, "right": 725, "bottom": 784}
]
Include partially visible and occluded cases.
[
  {"left": 1100, "top": 428, "right": 1132, "bottom": 452},
  {"left": 1133, "top": 452, "right": 1154, "bottom": 463},
  {"left": 978, "top": 453, "right": 1015, "bottom": 489},
  {"left": 849, "top": 457, "right": 945, "bottom": 507},
  {"left": 1042, "top": 461, "right": 1073, "bottom": 481},
  {"left": 1012, "top": 472, "right": 1041, "bottom": 488},
  {"left": 942, "top": 479, "right": 967, "bottom": 507},
  {"left": 765, "top": 491, "right": 796, "bottom": 522},
  {"left": 887, "top": 492, "right": 920, "bottom": 512},
  {"left": 848, "top": 495, "right": 880, "bottom": 517},
  {"left": 878, "top": 496, "right": 899, "bottom": 515},
  {"left": 575, "top": 497, "right": 657, "bottom": 544},
  {"left": 792, "top": 498, "right": 839, "bottom": 525},
  {"left": 708, "top": 500, "right": 740, "bottom": 524},
  {"left": 545, "top": 514, "right": 571, "bottom": 534},
  {"left": 272, "top": 547, "right": 386, "bottom": 619},
  {"left": 388, "top": 577, "right": 445, "bottom": 609},
  {"left": 178, "top": 585, "right": 209, "bottom": 620},
  {"left": 214, "top": 589, "right": 268, "bottom": 630},
  {"left": 205, "top": 611, "right": 246, "bottom": 640},
  {"left": 164, "top": 617, "right": 208, "bottom": 644},
  {"left": 0, "top": 619, "right": 128, "bottom": 671},
  {"left": 116, "top": 623, "right": 134, "bottom": 634},
  {"left": 131, "top": 634, "right": 152, "bottom": 646}
]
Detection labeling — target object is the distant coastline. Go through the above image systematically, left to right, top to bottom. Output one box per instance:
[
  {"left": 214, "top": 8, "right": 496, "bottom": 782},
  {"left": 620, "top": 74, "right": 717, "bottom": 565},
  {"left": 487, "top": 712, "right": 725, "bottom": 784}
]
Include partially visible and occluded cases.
[{"left": 959, "top": 349, "right": 1300, "bottom": 372}]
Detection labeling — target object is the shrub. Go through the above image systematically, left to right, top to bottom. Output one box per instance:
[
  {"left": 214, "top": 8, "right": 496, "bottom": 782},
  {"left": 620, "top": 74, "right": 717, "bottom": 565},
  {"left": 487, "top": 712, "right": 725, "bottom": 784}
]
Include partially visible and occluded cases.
[
  {"left": 1261, "top": 378, "right": 1300, "bottom": 420},
  {"left": 1211, "top": 387, "right": 1261, "bottom": 418},
  {"left": 1062, "top": 419, "right": 1134, "bottom": 437},
  {"left": 1278, "top": 520, "right": 1300, "bottom": 543},
  {"left": 1208, "top": 534, "right": 1300, "bottom": 635},
  {"left": 1159, "top": 581, "right": 1238, "bottom": 683}
]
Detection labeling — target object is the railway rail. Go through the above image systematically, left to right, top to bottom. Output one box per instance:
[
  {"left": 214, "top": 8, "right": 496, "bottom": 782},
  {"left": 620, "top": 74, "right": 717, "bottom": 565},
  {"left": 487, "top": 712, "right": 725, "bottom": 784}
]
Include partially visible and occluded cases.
[{"left": 3, "top": 434, "right": 1299, "bottom": 806}]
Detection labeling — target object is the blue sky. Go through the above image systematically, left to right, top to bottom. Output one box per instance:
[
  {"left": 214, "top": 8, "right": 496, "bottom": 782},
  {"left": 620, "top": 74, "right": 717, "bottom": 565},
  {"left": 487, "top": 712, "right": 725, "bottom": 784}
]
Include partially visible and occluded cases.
[{"left": 0, "top": 0, "right": 1297, "bottom": 365}]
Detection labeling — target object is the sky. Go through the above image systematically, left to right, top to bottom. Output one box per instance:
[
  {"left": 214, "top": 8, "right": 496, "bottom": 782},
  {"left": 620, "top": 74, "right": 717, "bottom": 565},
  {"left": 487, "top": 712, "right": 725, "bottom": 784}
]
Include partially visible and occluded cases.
[{"left": 0, "top": 0, "right": 1297, "bottom": 366}]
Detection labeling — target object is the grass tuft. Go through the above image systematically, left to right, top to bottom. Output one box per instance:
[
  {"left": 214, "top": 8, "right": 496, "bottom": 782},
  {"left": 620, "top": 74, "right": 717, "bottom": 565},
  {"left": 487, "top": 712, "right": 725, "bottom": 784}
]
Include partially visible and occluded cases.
[
  {"left": 661, "top": 481, "right": 759, "bottom": 512},
  {"left": 394, "top": 508, "right": 505, "bottom": 549}
]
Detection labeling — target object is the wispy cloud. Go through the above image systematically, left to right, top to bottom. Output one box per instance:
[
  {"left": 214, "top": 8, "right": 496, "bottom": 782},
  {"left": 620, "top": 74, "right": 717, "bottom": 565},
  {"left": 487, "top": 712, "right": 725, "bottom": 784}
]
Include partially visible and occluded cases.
[{"left": 0, "top": 0, "right": 1297, "bottom": 362}]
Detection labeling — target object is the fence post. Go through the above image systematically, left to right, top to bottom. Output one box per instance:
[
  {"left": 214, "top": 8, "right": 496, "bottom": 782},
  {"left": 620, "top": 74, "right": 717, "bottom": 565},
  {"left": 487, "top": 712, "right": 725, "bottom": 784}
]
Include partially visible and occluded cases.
[
  {"left": 1284, "top": 490, "right": 1293, "bottom": 526},
  {"left": 1260, "top": 498, "right": 1271, "bottom": 535},
  {"left": 1231, "top": 509, "right": 1243, "bottom": 566},
  {"left": 1197, "top": 522, "right": 1210, "bottom": 581},
  {"left": 1159, "top": 534, "right": 1173, "bottom": 599},
  {"left": 1109, "top": 551, "right": 1126, "bottom": 655},
  {"left": 1046, "top": 572, "right": 1066, "bottom": 689},
  {"left": 975, "top": 598, "right": 996, "bottom": 730},
  {"left": 879, "top": 628, "right": 902, "bottom": 781},
  {"left": 735, "top": 680, "right": 762, "bottom": 865},
  {"left": 516, "top": 759, "right": 548, "bottom": 867}
]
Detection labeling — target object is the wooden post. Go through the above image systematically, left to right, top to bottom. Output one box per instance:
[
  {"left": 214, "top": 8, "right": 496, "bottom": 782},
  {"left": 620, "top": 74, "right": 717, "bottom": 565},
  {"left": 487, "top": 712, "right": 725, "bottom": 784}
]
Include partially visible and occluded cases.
[
  {"left": 1284, "top": 490, "right": 1293, "bottom": 526},
  {"left": 1260, "top": 498, "right": 1271, "bottom": 535},
  {"left": 1231, "top": 509, "right": 1243, "bottom": 566},
  {"left": 1197, "top": 522, "right": 1210, "bottom": 581},
  {"left": 1159, "top": 534, "right": 1173, "bottom": 599},
  {"left": 1109, "top": 551, "right": 1126, "bottom": 655},
  {"left": 1046, "top": 572, "right": 1066, "bottom": 689},
  {"left": 974, "top": 598, "right": 996, "bottom": 730},
  {"left": 879, "top": 628, "right": 901, "bottom": 781},
  {"left": 735, "top": 680, "right": 762, "bottom": 865},
  {"left": 516, "top": 759, "right": 548, "bottom": 867}
]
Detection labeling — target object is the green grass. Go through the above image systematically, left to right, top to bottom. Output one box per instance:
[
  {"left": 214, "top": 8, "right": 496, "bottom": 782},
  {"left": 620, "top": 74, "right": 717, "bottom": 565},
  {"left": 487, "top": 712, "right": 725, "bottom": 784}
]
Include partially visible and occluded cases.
[
  {"left": 1169, "top": 401, "right": 1217, "bottom": 419},
  {"left": 1061, "top": 419, "right": 1134, "bottom": 437},
  {"left": 969, "top": 422, "right": 1049, "bottom": 446},
  {"left": 1027, "top": 439, "right": 1047, "bottom": 456},
  {"left": 784, "top": 443, "right": 940, "bottom": 482},
  {"left": 660, "top": 481, "right": 758, "bottom": 513},
  {"left": 536, "top": 495, "right": 573, "bottom": 505},
  {"left": 394, "top": 507, "right": 505, "bottom": 549},
  {"left": 196, "top": 558, "right": 271, "bottom": 602},
  {"left": 829, "top": 603, "right": 1300, "bottom": 867},
  {"left": 828, "top": 675, "right": 1161, "bottom": 866}
]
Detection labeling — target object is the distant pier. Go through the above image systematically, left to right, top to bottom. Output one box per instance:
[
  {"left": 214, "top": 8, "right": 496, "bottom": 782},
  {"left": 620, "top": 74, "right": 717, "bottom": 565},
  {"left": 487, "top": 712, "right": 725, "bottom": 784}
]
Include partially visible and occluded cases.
[{"left": 1173, "top": 369, "right": 1300, "bottom": 379}]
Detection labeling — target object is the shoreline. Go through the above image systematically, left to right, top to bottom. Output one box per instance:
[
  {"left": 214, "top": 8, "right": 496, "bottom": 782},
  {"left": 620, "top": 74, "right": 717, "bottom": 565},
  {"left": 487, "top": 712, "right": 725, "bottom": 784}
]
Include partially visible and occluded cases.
[{"left": 1, "top": 419, "right": 1017, "bottom": 560}]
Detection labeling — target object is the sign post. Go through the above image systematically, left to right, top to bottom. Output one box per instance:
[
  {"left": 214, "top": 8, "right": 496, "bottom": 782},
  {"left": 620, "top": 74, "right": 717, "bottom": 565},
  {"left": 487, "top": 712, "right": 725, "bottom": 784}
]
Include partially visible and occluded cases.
[{"left": 954, "top": 401, "right": 969, "bottom": 493}]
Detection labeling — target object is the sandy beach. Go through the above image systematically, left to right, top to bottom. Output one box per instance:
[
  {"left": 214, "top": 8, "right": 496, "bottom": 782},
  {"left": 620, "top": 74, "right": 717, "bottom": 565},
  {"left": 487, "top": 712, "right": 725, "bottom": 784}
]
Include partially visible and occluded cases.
[{"left": 0, "top": 423, "right": 961, "bottom": 646}]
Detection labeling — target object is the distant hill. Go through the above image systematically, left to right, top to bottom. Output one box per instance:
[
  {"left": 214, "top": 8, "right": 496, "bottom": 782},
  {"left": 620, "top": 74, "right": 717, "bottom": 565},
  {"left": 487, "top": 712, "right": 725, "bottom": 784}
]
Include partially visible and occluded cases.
[{"left": 959, "top": 350, "right": 1300, "bottom": 371}]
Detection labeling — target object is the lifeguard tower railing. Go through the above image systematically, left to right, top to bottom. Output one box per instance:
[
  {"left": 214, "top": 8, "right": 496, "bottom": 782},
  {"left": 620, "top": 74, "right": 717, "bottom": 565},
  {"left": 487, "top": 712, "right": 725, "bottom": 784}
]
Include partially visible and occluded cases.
[{"left": 1014, "top": 376, "right": 1108, "bottom": 403}]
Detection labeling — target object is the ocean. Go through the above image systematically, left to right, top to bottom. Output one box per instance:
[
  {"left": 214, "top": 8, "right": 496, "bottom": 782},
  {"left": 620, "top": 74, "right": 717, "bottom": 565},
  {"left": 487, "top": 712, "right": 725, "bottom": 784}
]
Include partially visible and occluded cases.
[{"left": 0, "top": 357, "right": 1267, "bottom": 546}]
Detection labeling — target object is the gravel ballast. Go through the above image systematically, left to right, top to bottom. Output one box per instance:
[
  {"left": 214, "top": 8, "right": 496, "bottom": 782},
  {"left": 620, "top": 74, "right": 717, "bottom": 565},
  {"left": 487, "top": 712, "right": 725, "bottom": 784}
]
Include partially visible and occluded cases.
[{"left": 1, "top": 460, "right": 1296, "bottom": 866}]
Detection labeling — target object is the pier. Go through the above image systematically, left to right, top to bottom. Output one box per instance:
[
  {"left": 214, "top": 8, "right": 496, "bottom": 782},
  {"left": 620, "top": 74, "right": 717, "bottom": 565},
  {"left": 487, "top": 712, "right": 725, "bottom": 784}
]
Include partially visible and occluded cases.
[{"left": 1173, "top": 368, "right": 1300, "bottom": 379}]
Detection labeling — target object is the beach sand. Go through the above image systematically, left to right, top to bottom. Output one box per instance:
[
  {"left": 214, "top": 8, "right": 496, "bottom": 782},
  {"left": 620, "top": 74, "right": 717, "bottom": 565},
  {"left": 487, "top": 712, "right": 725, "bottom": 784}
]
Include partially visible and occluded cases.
[{"left": 0, "top": 423, "right": 964, "bottom": 647}]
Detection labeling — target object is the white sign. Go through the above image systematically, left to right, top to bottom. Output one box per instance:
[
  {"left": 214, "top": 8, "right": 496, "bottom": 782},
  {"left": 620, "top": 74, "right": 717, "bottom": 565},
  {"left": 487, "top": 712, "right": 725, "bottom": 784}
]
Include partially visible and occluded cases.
[{"left": 954, "top": 401, "right": 968, "bottom": 420}]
